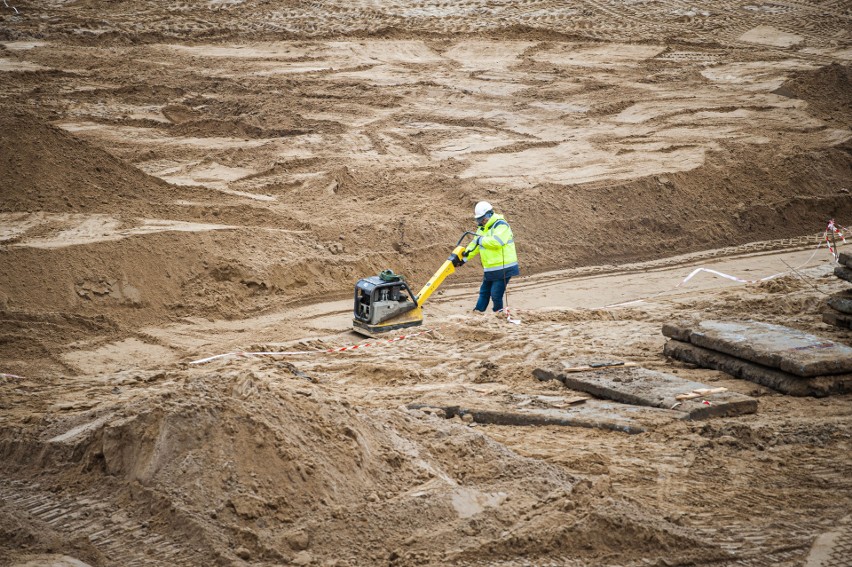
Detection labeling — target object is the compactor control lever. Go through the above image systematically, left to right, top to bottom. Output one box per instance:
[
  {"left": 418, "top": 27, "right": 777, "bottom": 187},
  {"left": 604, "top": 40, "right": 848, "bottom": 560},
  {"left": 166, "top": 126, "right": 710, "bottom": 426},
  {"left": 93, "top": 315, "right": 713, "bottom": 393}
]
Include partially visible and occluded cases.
[{"left": 414, "top": 232, "right": 477, "bottom": 307}]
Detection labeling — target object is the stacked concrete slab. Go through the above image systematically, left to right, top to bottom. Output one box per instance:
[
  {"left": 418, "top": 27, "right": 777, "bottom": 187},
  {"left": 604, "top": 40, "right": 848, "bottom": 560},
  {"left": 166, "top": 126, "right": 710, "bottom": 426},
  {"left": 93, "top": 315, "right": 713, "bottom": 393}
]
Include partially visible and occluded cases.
[
  {"left": 824, "top": 252, "right": 852, "bottom": 329},
  {"left": 663, "top": 320, "right": 852, "bottom": 397},
  {"left": 534, "top": 363, "right": 757, "bottom": 420}
]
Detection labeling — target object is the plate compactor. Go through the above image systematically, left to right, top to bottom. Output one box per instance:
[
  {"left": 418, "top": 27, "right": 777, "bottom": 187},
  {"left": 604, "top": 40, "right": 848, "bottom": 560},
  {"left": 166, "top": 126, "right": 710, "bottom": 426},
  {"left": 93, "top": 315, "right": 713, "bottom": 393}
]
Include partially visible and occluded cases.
[{"left": 353, "top": 232, "right": 476, "bottom": 337}]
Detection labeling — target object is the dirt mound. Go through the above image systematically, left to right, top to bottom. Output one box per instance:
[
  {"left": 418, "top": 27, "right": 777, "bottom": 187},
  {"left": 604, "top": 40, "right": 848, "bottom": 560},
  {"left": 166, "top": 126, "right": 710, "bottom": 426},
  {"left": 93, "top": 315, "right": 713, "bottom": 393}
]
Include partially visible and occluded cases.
[
  {"left": 4, "top": 0, "right": 849, "bottom": 49},
  {"left": 777, "top": 63, "right": 852, "bottom": 126},
  {"left": 0, "top": 109, "right": 207, "bottom": 216},
  {"left": 510, "top": 141, "right": 852, "bottom": 271},
  {"left": 0, "top": 227, "right": 337, "bottom": 330},
  {"left": 0, "top": 309, "right": 119, "bottom": 378},
  {"left": 0, "top": 364, "right": 722, "bottom": 565}
]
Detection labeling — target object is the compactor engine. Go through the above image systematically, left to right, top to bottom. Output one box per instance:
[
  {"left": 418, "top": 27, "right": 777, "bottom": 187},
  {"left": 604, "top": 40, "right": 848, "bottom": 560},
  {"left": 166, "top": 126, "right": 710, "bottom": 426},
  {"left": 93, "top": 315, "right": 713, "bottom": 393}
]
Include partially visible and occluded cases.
[
  {"left": 351, "top": 233, "right": 476, "bottom": 337},
  {"left": 353, "top": 273, "right": 418, "bottom": 334}
]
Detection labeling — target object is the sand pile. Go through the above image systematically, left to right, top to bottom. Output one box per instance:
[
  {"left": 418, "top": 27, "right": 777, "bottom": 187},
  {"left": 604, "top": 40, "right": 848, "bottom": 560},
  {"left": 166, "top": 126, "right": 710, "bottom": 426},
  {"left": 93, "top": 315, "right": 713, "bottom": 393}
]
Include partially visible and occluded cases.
[
  {"left": 777, "top": 63, "right": 852, "bottom": 126},
  {"left": 0, "top": 109, "right": 203, "bottom": 216},
  {"left": 0, "top": 109, "right": 343, "bottom": 355},
  {"left": 510, "top": 139, "right": 852, "bottom": 271},
  {"left": 0, "top": 364, "right": 723, "bottom": 565}
]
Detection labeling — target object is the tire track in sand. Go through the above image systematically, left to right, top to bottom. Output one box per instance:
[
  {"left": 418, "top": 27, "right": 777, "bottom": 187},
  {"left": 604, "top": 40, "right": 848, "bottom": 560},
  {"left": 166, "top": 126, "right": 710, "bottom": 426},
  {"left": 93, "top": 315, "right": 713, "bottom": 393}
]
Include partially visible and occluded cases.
[{"left": 1, "top": 479, "right": 204, "bottom": 566}]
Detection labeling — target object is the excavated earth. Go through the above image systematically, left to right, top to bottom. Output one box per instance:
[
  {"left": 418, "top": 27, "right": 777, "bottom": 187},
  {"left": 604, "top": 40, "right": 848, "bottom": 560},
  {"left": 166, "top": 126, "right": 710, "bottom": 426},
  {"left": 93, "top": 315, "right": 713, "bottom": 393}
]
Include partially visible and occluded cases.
[{"left": 1, "top": 1, "right": 851, "bottom": 566}]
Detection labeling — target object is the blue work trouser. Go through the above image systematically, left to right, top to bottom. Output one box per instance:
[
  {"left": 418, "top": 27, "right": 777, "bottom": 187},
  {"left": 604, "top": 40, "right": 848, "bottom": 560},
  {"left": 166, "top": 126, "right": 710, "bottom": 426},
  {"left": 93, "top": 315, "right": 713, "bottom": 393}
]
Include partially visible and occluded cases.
[{"left": 474, "top": 276, "right": 512, "bottom": 312}]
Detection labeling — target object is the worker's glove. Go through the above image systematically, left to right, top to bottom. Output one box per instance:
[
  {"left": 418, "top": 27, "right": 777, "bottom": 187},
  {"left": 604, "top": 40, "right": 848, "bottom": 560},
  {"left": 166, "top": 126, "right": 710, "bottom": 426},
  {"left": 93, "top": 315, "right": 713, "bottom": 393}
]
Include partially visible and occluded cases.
[
  {"left": 474, "top": 236, "right": 482, "bottom": 247},
  {"left": 462, "top": 250, "right": 470, "bottom": 259},
  {"left": 451, "top": 255, "right": 464, "bottom": 268}
]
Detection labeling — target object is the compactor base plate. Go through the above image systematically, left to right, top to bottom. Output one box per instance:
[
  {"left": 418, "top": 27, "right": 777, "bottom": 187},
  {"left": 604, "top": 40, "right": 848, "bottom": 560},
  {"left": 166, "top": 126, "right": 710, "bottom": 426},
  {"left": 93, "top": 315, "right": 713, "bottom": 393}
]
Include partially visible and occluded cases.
[{"left": 352, "top": 318, "right": 423, "bottom": 338}]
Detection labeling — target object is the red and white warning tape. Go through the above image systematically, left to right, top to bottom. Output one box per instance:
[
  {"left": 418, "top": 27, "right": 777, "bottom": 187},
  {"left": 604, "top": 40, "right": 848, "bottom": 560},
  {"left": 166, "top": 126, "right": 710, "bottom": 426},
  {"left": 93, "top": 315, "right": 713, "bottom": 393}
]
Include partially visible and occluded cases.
[
  {"left": 499, "top": 307, "right": 522, "bottom": 325},
  {"left": 189, "top": 329, "right": 434, "bottom": 365}
]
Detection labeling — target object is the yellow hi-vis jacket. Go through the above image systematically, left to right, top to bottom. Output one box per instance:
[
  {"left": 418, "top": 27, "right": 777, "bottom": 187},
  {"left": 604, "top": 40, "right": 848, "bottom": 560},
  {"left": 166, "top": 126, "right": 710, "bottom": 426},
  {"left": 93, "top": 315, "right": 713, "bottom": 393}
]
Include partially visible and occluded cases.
[{"left": 464, "top": 213, "right": 519, "bottom": 280}]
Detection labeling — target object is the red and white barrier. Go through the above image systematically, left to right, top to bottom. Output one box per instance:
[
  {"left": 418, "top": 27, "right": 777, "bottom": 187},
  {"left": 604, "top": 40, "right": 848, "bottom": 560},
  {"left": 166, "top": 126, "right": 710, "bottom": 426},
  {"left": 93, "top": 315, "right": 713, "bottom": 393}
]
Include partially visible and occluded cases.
[{"left": 826, "top": 219, "right": 848, "bottom": 261}]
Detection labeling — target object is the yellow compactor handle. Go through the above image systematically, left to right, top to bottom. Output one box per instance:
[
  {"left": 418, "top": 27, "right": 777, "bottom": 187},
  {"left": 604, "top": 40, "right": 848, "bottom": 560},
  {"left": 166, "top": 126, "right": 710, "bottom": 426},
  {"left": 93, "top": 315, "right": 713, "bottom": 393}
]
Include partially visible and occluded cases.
[{"left": 414, "top": 245, "right": 465, "bottom": 307}]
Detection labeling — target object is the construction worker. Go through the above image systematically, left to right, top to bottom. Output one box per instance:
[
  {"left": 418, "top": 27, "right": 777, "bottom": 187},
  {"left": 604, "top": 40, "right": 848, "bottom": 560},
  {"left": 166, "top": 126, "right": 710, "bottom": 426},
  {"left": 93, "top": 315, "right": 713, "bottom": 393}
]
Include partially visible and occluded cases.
[{"left": 455, "top": 201, "right": 519, "bottom": 313}]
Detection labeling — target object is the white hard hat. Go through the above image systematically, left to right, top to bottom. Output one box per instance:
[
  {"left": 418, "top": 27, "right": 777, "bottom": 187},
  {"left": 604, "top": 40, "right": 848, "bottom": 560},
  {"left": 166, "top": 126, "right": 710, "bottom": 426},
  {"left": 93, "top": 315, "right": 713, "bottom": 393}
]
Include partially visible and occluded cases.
[{"left": 474, "top": 201, "right": 493, "bottom": 219}]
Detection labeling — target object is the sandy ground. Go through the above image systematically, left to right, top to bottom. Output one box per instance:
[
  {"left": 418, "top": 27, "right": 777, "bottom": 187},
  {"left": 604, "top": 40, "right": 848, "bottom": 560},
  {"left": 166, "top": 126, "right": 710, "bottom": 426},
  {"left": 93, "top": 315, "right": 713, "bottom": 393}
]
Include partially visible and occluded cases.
[{"left": 1, "top": 1, "right": 852, "bottom": 566}]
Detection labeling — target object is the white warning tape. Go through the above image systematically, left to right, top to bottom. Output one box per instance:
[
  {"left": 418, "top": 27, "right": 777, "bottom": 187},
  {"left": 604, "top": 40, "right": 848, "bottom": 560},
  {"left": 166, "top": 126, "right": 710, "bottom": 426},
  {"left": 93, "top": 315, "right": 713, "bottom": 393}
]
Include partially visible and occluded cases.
[
  {"left": 3, "top": 0, "right": 19, "bottom": 14},
  {"left": 602, "top": 265, "right": 787, "bottom": 309},
  {"left": 675, "top": 266, "right": 783, "bottom": 287},
  {"left": 189, "top": 329, "right": 434, "bottom": 365},
  {"left": 1, "top": 373, "right": 24, "bottom": 380}
]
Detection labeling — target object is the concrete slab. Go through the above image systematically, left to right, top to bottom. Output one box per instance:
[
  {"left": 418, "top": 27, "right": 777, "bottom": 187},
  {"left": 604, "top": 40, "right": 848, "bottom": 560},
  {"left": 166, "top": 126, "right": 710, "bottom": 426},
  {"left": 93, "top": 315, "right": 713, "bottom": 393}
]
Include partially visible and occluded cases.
[
  {"left": 838, "top": 252, "right": 852, "bottom": 269},
  {"left": 835, "top": 266, "right": 852, "bottom": 284},
  {"left": 827, "top": 290, "right": 852, "bottom": 315},
  {"left": 823, "top": 309, "right": 852, "bottom": 330},
  {"left": 662, "top": 320, "right": 852, "bottom": 377},
  {"left": 664, "top": 340, "right": 852, "bottom": 397},
  {"left": 534, "top": 364, "right": 756, "bottom": 419},
  {"left": 407, "top": 401, "right": 676, "bottom": 434}
]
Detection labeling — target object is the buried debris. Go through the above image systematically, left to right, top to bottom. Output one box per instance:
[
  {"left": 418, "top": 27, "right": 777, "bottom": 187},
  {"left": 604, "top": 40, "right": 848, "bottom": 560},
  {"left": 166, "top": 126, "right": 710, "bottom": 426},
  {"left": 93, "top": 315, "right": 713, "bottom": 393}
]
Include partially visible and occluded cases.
[
  {"left": 824, "top": 254, "right": 852, "bottom": 329},
  {"left": 834, "top": 265, "right": 852, "bottom": 284},
  {"left": 827, "top": 290, "right": 852, "bottom": 315},
  {"left": 822, "top": 309, "right": 852, "bottom": 330},
  {"left": 663, "top": 320, "right": 852, "bottom": 396},
  {"left": 663, "top": 320, "right": 852, "bottom": 376},
  {"left": 560, "top": 361, "right": 638, "bottom": 373},
  {"left": 534, "top": 363, "right": 756, "bottom": 419},
  {"left": 675, "top": 387, "right": 728, "bottom": 401},
  {"left": 512, "top": 393, "right": 589, "bottom": 408},
  {"left": 407, "top": 402, "right": 660, "bottom": 434}
]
